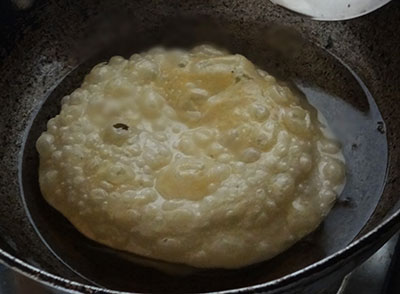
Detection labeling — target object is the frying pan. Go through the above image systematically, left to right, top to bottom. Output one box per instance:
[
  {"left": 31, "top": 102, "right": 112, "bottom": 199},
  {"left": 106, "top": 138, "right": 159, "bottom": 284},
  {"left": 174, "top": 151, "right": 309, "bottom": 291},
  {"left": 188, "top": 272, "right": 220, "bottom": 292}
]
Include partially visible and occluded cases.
[{"left": 0, "top": 1, "right": 400, "bottom": 293}]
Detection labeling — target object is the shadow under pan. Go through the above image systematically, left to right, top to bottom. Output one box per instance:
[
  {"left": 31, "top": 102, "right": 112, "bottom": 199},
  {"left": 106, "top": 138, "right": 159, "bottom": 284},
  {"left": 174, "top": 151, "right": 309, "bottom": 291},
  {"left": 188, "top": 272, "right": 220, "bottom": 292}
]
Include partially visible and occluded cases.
[{"left": 20, "top": 18, "right": 388, "bottom": 293}]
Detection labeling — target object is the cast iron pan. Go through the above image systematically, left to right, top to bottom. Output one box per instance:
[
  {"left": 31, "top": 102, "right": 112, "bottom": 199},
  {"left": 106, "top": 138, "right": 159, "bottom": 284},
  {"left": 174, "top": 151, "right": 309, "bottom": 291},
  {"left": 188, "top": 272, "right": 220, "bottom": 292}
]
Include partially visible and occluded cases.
[{"left": 0, "top": 1, "right": 400, "bottom": 293}]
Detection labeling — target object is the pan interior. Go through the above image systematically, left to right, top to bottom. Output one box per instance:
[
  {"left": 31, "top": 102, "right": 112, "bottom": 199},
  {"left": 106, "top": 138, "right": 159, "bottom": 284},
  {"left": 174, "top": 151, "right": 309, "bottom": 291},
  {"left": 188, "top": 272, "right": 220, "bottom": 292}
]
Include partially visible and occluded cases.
[{"left": 20, "top": 18, "right": 388, "bottom": 293}]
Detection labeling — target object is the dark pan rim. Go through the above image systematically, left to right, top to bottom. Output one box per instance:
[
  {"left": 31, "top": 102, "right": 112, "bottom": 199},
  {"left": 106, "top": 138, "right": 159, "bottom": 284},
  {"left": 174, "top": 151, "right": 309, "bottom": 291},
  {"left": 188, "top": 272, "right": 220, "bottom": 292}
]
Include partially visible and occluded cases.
[{"left": 0, "top": 211, "right": 399, "bottom": 294}]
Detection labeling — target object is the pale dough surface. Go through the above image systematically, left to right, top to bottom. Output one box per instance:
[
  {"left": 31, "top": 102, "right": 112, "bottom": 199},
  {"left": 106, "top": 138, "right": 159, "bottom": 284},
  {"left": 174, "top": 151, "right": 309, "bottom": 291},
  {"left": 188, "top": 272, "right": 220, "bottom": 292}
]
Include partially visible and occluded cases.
[{"left": 37, "top": 45, "right": 345, "bottom": 268}]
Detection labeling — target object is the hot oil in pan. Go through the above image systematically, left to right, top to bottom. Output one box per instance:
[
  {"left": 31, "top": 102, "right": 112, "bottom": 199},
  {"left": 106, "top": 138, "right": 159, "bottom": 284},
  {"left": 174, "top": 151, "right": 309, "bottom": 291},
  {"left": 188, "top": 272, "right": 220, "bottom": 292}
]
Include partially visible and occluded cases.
[{"left": 20, "top": 22, "right": 388, "bottom": 293}]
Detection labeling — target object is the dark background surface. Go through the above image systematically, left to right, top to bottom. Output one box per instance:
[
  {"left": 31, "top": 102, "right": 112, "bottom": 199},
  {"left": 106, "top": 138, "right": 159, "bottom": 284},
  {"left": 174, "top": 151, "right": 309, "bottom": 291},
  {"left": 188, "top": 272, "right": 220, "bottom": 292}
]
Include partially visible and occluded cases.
[{"left": 0, "top": 0, "right": 400, "bottom": 293}]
